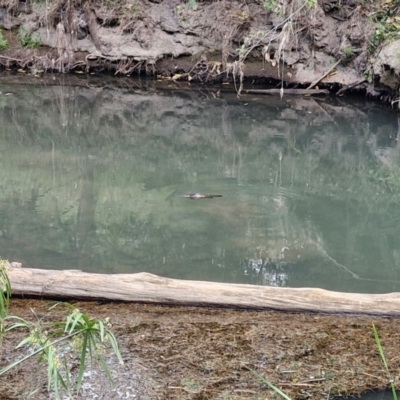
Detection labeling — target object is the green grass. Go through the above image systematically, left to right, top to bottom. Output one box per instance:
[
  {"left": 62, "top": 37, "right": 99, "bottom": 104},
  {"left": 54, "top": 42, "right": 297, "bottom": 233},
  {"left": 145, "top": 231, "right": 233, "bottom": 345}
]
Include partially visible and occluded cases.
[
  {"left": 18, "top": 27, "right": 41, "bottom": 48},
  {"left": 0, "top": 29, "right": 8, "bottom": 50},
  {"left": 0, "top": 259, "right": 11, "bottom": 336},
  {"left": 0, "top": 262, "right": 123, "bottom": 399},
  {"left": 1, "top": 303, "right": 123, "bottom": 398},
  {"left": 372, "top": 323, "right": 398, "bottom": 400},
  {"left": 245, "top": 364, "right": 293, "bottom": 399}
]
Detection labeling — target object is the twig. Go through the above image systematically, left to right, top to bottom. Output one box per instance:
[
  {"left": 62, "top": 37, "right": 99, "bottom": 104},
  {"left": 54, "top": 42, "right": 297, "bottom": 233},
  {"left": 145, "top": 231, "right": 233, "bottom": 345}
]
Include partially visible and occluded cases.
[
  {"left": 0, "top": 55, "right": 21, "bottom": 61},
  {"left": 307, "top": 59, "right": 341, "bottom": 90},
  {"left": 336, "top": 78, "right": 367, "bottom": 96},
  {"left": 245, "top": 88, "right": 329, "bottom": 95},
  {"left": 362, "top": 372, "right": 384, "bottom": 380},
  {"left": 279, "top": 382, "right": 318, "bottom": 387}
]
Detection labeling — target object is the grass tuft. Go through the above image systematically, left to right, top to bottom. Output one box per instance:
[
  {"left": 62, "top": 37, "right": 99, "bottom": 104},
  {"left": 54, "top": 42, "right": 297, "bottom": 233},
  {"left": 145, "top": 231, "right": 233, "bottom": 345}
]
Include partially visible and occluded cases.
[
  {"left": 18, "top": 27, "right": 41, "bottom": 48},
  {"left": 0, "top": 29, "right": 8, "bottom": 50},
  {"left": 0, "top": 258, "right": 11, "bottom": 336},
  {"left": 1, "top": 301, "right": 123, "bottom": 399},
  {"left": 372, "top": 323, "right": 398, "bottom": 400}
]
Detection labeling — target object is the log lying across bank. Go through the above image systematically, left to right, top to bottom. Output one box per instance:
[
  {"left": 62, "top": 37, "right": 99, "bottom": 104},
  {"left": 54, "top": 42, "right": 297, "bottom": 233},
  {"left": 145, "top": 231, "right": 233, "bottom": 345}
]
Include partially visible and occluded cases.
[{"left": 5, "top": 263, "right": 400, "bottom": 316}]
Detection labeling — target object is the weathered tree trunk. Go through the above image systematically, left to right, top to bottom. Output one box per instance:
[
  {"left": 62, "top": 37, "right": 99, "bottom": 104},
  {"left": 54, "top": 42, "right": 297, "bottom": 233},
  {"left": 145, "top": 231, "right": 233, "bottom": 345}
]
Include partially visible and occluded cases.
[{"left": 5, "top": 263, "right": 400, "bottom": 316}]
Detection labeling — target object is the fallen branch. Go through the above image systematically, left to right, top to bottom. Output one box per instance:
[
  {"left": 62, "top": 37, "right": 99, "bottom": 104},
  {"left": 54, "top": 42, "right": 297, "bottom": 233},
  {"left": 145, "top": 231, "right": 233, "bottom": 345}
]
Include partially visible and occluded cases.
[
  {"left": 307, "top": 59, "right": 341, "bottom": 90},
  {"left": 336, "top": 78, "right": 367, "bottom": 96},
  {"left": 244, "top": 88, "right": 329, "bottom": 96}
]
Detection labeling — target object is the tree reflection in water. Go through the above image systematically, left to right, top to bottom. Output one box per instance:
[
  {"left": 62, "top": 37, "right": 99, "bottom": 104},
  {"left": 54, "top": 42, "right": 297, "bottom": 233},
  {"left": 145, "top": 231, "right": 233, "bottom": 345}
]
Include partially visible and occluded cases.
[{"left": 0, "top": 81, "right": 399, "bottom": 293}]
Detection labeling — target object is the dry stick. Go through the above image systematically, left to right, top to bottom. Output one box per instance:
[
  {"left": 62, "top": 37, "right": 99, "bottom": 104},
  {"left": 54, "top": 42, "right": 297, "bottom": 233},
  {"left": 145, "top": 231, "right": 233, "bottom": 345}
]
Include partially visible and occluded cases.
[
  {"left": 0, "top": 55, "right": 21, "bottom": 61},
  {"left": 307, "top": 59, "right": 341, "bottom": 90},
  {"left": 336, "top": 78, "right": 367, "bottom": 96},
  {"left": 244, "top": 88, "right": 329, "bottom": 95},
  {"left": 362, "top": 372, "right": 384, "bottom": 380},
  {"left": 279, "top": 383, "right": 318, "bottom": 387}
]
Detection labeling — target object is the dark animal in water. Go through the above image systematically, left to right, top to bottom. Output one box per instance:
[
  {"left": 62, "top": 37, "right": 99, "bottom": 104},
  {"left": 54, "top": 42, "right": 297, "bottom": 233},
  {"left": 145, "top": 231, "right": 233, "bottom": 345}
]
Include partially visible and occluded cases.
[{"left": 179, "top": 193, "right": 222, "bottom": 200}]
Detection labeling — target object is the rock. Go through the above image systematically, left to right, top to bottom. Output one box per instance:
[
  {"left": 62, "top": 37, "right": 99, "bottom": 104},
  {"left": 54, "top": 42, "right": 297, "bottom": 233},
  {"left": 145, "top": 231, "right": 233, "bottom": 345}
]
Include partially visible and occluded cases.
[
  {"left": 158, "top": 2, "right": 181, "bottom": 33},
  {"left": 373, "top": 39, "right": 400, "bottom": 90}
]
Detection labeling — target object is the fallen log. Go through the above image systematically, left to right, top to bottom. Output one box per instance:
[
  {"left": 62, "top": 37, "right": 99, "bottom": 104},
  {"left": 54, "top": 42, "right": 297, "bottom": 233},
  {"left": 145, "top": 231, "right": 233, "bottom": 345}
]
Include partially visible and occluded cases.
[{"left": 5, "top": 263, "right": 400, "bottom": 316}]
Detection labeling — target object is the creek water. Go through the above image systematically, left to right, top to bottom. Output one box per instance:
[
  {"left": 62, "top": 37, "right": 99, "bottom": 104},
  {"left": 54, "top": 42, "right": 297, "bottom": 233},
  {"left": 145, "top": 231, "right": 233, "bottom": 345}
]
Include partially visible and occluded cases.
[
  {"left": 1, "top": 79, "right": 400, "bottom": 294},
  {"left": 339, "top": 390, "right": 400, "bottom": 400}
]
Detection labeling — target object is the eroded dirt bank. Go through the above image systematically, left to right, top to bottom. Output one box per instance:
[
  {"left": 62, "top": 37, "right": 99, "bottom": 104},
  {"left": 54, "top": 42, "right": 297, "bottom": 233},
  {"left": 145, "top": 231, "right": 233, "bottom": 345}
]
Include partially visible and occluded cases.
[
  {"left": 1, "top": 0, "right": 400, "bottom": 101},
  {"left": 1, "top": 298, "right": 400, "bottom": 399}
]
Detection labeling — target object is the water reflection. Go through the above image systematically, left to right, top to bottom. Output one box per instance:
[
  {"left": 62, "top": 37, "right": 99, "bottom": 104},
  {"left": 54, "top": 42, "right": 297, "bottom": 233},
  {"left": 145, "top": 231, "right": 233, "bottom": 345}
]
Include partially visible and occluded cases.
[
  {"left": 0, "top": 79, "right": 399, "bottom": 293},
  {"left": 244, "top": 258, "right": 289, "bottom": 287},
  {"left": 336, "top": 390, "right": 400, "bottom": 400}
]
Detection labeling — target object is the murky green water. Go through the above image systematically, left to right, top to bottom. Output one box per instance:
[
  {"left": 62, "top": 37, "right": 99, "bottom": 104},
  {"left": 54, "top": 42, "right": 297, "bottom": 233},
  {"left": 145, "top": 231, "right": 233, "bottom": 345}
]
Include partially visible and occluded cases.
[
  {"left": 1, "top": 79, "right": 400, "bottom": 293},
  {"left": 340, "top": 390, "right": 399, "bottom": 400}
]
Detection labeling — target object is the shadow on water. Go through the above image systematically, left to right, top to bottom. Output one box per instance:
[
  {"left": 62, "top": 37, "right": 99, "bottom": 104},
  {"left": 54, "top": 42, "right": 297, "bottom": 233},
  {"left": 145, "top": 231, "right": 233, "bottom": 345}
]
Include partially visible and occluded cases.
[
  {"left": 1, "top": 77, "right": 400, "bottom": 293},
  {"left": 337, "top": 390, "right": 400, "bottom": 400}
]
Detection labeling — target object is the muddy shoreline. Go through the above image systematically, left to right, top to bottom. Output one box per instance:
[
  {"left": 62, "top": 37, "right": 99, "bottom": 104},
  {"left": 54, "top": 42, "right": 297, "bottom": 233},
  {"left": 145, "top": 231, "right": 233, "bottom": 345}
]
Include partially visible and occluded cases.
[
  {"left": 1, "top": 0, "right": 400, "bottom": 103},
  {"left": 1, "top": 298, "right": 400, "bottom": 399}
]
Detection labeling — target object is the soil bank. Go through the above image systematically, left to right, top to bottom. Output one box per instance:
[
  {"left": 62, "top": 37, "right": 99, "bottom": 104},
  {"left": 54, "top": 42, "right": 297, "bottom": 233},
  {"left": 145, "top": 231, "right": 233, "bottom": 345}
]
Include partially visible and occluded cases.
[{"left": 1, "top": 0, "right": 400, "bottom": 102}]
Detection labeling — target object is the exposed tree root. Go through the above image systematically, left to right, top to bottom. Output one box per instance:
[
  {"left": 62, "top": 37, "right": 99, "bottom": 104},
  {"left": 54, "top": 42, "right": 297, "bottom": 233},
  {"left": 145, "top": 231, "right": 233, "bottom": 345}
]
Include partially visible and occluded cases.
[{"left": 83, "top": 1, "right": 102, "bottom": 51}]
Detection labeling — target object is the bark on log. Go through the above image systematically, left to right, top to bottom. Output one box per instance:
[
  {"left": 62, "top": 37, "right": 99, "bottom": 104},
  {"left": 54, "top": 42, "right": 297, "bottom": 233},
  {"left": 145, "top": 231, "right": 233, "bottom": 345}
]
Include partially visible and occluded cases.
[{"left": 5, "top": 263, "right": 400, "bottom": 316}]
